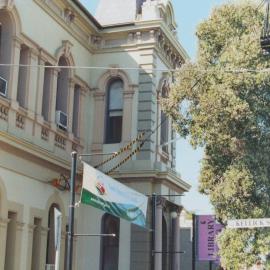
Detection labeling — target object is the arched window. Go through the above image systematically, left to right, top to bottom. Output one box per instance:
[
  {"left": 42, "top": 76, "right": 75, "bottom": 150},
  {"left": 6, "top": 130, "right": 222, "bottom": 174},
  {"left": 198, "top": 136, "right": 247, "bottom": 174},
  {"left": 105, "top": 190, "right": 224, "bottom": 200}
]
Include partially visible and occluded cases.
[
  {"left": 0, "top": 11, "right": 14, "bottom": 98},
  {"left": 56, "top": 56, "right": 69, "bottom": 130},
  {"left": 106, "top": 79, "right": 123, "bottom": 143},
  {"left": 160, "top": 80, "right": 169, "bottom": 153},
  {"left": 46, "top": 204, "right": 60, "bottom": 266},
  {"left": 100, "top": 214, "right": 120, "bottom": 270}
]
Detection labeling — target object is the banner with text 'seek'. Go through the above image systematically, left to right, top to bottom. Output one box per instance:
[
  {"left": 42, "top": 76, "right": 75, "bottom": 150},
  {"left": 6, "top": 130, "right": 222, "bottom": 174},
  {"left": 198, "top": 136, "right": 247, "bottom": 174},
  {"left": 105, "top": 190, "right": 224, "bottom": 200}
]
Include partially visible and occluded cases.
[
  {"left": 81, "top": 162, "right": 148, "bottom": 227},
  {"left": 197, "top": 215, "right": 224, "bottom": 262}
]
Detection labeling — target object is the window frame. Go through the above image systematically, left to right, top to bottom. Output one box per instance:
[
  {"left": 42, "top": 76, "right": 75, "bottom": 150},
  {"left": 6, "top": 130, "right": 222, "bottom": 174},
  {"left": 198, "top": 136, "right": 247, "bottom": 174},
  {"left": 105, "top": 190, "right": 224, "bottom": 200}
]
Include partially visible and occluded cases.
[{"left": 105, "top": 78, "right": 124, "bottom": 144}]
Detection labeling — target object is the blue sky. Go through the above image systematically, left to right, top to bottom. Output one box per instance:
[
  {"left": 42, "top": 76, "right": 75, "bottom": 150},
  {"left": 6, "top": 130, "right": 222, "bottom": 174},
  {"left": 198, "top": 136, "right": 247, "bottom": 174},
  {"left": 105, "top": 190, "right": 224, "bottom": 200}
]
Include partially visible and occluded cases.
[{"left": 80, "top": 0, "right": 227, "bottom": 214}]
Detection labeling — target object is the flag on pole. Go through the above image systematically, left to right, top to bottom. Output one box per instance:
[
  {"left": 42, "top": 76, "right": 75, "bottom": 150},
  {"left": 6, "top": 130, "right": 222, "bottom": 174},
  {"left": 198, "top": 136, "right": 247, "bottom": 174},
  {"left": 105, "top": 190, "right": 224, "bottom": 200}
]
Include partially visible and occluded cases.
[{"left": 81, "top": 162, "right": 148, "bottom": 227}]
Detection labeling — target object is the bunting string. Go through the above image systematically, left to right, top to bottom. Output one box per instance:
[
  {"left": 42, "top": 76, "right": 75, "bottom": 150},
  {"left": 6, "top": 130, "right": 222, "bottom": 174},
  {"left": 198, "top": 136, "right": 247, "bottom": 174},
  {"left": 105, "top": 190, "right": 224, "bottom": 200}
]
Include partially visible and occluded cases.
[
  {"left": 105, "top": 117, "right": 168, "bottom": 175},
  {"left": 94, "top": 131, "right": 146, "bottom": 169},
  {"left": 105, "top": 141, "right": 145, "bottom": 175}
]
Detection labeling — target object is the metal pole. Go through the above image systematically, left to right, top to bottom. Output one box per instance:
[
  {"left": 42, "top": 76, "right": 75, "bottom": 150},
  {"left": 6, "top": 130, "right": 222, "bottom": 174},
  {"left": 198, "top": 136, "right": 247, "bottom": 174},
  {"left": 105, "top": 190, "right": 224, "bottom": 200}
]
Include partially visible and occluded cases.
[
  {"left": 66, "top": 151, "right": 77, "bottom": 270},
  {"left": 152, "top": 194, "right": 157, "bottom": 270},
  {"left": 192, "top": 214, "right": 196, "bottom": 270},
  {"left": 209, "top": 261, "right": 213, "bottom": 270}
]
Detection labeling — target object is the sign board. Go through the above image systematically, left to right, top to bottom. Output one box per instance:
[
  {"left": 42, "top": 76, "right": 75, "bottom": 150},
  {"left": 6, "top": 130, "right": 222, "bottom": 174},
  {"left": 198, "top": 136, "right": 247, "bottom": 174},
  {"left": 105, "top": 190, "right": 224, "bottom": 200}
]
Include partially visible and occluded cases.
[
  {"left": 81, "top": 162, "right": 148, "bottom": 227},
  {"left": 196, "top": 215, "right": 224, "bottom": 262},
  {"left": 197, "top": 215, "right": 216, "bottom": 261},
  {"left": 227, "top": 218, "right": 270, "bottom": 229}
]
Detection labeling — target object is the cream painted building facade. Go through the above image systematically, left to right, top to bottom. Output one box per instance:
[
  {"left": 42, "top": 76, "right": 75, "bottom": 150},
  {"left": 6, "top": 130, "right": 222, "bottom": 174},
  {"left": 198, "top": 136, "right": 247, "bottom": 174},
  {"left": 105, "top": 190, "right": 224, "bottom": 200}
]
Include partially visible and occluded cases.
[{"left": 0, "top": 0, "right": 190, "bottom": 269}]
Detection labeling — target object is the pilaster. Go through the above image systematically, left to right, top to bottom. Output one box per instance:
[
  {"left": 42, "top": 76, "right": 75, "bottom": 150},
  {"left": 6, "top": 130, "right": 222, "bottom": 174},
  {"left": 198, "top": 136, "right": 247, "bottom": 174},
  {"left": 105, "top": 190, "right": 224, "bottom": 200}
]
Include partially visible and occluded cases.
[
  {"left": 9, "top": 37, "right": 21, "bottom": 105},
  {"left": 27, "top": 48, "right": 39, "bottom": 119},
  {"left": 137, "top": 49, "right": 157, "bottom": 161},
  {"left": 36, "top": 58, "right": 45, "bottom": 121},
  {"left": 49, "top": 68, "right": 59, "bottom": 128},
  {"left": 67, "top": 78, "right": 75, "bottom": 135},
  {"left": 78, "top": 87, "right": 87, "bottom": 142},
  {"left": 122, "top": 87, "right": 135, "bottom": 143},
  {"left": 91, "top": 91, "right": 106, "bottom": 163},
  {"left": 154, "top": 197, "right": 165, "bottom": 270},
  {"left": 171, "top": 210, "right": 181, "bottom": 270},
  {"left": 0, "top": 218, "right": 8, "bottom": 270},
  {"left": 14, "top": 221, "right": 24, "bottom": 270},
  {"left": 25, "top": 224, "right": 36, "bottom": 270},
  {"left": 40, "top": 226, "right": 49, "bottom": 270},
  {"left": 60, "top": 231, "right": 66, "bottom": 270}
]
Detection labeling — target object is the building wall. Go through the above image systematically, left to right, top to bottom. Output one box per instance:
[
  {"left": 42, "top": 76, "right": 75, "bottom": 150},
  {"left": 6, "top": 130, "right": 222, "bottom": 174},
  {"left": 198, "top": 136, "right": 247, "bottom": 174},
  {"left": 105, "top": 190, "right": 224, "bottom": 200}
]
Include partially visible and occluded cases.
[{"left": 0, "top": 0, "right": 190, "bottom": 270}]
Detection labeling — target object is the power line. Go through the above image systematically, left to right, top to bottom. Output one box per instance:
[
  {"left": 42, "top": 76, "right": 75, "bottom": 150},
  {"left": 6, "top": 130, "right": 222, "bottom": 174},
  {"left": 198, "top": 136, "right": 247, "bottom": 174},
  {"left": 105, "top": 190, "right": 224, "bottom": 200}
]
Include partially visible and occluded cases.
[
  {"left": 0, "top": 63, "right": 176, "bottom": 73},
  {"left": 2, "top": 63, "right": 270, "bottom": 74}
]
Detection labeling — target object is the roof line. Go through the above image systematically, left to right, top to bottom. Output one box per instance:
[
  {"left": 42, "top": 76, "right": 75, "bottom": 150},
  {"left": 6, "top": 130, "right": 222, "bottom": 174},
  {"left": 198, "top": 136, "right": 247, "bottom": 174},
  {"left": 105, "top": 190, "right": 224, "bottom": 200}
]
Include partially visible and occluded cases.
[
  {"left": 71, "top": 0, "right": 102, "bottom": 29},
  {"left": 71, "top": 1, "right": 136, "bottom": 30}
]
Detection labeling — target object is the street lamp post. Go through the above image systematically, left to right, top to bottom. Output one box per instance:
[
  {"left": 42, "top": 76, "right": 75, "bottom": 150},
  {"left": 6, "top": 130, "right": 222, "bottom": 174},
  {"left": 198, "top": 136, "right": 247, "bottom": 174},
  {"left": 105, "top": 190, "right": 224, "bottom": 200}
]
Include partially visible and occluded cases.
[{"left": 66, "top": 151, "right": 77, "bottom": 270}]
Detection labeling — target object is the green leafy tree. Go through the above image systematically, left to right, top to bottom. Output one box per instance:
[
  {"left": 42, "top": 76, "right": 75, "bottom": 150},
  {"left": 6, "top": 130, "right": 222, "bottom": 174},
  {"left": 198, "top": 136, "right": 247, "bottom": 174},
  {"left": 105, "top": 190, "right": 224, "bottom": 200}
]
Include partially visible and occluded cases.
[{"left": 163, "top": 1, "right": 270, "bottom": 269}]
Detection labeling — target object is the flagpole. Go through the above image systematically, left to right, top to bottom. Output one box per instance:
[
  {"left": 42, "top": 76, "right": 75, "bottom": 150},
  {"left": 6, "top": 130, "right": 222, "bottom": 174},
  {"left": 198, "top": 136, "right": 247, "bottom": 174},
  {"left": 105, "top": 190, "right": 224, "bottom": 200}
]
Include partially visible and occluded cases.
[{"left": 66, "top": 151, "right": 77, "bottom": 270}]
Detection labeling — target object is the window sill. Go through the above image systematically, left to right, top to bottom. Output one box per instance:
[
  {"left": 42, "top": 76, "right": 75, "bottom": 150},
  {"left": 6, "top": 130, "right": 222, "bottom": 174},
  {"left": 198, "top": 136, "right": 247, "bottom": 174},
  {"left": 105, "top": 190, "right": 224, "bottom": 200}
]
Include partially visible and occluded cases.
[{"left": 0, "top": 94, "right": 10, "bottom": 107}]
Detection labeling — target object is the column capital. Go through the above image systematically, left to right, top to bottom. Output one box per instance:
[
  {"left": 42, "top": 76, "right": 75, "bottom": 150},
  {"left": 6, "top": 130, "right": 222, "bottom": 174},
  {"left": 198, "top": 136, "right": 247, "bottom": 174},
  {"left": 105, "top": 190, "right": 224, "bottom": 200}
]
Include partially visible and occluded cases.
[
  {"left": 12, "top": 36, "right": 23, "bottom": 49},
  {"left": 29, "top": 47, "right": 39, "bottom": 59},
  {"left": 156, "top": 196, "right": 167, "bottom": 208},
  {"left": 170, "top": 205, "right": 183, "bottom": 215},
  {"left": 16, "top": 221, "right": 25, "bottom": 231},
  {"left": 27, "top": 224, "right": 37, "bottom": 233}
]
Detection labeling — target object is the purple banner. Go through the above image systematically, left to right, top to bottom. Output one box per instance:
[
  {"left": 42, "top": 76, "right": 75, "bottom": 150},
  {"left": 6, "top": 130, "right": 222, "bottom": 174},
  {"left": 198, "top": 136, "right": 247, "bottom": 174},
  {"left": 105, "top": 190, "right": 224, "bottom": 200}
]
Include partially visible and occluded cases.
[
  {"left": 197, "top": 215, "right": 224, "bottom": 262},
  {"left": 197, "top": 215, "right": 216, "bottom": 261}
]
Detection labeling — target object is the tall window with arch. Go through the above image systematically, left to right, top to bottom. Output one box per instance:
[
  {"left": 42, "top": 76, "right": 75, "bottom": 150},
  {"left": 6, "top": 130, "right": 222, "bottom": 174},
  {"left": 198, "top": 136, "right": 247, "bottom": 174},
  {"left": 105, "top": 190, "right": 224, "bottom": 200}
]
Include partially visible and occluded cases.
[
  {"left": 105, "top": 79, "right": 123, "bottom": 143},
  {"left": 160, "top": 80, "right": 170, "bottom": 154},
  {"left": 100, "top": 213, "right": 120, "bottom": 270}
]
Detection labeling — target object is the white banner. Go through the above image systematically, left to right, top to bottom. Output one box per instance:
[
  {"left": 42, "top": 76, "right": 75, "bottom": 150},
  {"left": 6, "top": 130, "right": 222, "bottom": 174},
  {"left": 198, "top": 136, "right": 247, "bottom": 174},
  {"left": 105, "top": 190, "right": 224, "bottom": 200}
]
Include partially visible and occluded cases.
[
  {"left": 81, "top": 162, "right": 148, "bottom": 227},
  {"left": 227, "top": 218, "right": 270, "bottom": 229}
]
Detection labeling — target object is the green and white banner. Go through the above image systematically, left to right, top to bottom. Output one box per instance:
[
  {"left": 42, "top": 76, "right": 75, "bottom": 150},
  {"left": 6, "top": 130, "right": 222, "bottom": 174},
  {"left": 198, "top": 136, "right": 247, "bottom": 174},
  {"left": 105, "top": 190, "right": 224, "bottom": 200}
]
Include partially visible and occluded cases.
[{"left": 81, "top": 162, "right": 148, "bottom": 227}]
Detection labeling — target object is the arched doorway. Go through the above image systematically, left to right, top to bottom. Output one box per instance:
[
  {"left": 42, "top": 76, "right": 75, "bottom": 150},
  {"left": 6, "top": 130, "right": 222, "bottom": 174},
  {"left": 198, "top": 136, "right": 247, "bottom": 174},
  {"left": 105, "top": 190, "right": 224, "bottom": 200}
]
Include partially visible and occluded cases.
[{"left": 100, "top": 213, "right": 120, "bottom": 270}]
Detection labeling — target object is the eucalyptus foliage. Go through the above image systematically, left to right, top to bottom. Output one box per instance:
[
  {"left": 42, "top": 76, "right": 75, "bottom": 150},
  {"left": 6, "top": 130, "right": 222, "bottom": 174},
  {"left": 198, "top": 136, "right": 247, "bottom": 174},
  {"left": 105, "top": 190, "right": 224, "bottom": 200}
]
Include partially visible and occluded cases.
[{"left": 163, "top": 1, "right": 270, "bottom": 268}]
